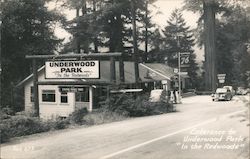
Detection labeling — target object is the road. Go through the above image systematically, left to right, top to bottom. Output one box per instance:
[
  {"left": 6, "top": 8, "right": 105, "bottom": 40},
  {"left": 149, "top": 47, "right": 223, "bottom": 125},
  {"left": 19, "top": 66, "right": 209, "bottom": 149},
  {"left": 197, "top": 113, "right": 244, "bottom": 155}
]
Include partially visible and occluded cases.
[{"left": 1, "top": 95, "right": 249, "bottom": 159}]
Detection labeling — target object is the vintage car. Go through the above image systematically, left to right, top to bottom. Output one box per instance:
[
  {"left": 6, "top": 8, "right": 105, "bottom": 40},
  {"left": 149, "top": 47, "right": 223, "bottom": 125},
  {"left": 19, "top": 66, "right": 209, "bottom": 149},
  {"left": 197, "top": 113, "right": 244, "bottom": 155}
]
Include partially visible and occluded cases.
[
  {"left": 236, "top": 87, "right": 248, "bottom": 95},
  {"left": 212, "top": 88, "right": 233, "bottom": 101}
]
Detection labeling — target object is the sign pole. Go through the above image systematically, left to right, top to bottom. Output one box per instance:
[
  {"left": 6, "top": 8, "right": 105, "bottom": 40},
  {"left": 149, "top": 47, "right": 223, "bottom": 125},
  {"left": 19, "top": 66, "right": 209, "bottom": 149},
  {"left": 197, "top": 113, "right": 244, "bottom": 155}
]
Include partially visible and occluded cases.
[
  {"left": 178, "top": 52, "right": 182, "bottom": 101},
  {"left": 110, "top": 57, "right": 116, "bottom": 83},
  {"left": 32, "top": 59, "right": 39, "bottom": 117}
]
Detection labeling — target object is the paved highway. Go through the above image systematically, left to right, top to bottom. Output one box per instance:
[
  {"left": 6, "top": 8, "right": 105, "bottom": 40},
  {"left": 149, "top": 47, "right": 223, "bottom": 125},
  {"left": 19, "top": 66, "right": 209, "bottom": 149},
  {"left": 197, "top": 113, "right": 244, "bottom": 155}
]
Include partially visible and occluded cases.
[{"left": 1, "top": 95, "right": 249, "bottom": 159}]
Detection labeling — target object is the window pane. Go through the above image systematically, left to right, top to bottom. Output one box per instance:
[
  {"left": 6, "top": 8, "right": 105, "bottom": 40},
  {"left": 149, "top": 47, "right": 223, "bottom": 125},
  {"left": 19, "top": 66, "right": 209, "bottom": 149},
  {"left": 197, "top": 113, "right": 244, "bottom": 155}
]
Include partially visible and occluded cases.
[
  {"left": 30, "top": 86, "right": 34, "bottom": 102},
  {"left": 75, "top": 88, "right": 89, "bottom": 102},
  {"left": 42, "top": 90, "right": 55, "bottom": 102},
  {"left": 61, "top": 92, "right": 68, "bottom": 103},
  {"left": 61, "top": 96, "right": 68, "bottom": 103}
]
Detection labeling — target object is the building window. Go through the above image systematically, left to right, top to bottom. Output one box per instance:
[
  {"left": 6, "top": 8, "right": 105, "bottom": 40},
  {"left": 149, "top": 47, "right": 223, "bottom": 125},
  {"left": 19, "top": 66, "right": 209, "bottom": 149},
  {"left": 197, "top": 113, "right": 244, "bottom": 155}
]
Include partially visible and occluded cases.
[
  {"left": 30, "top": 86, "right": 34, "bottom": 102},
  {"left": 75, "top": 87, "right": 89, "bottom": 102},
  {"left": 42, "top": 90, "right": 55, "bottom": 102},
  {"left": 61, "top": 92, "right": 68, "bottom": 103}
]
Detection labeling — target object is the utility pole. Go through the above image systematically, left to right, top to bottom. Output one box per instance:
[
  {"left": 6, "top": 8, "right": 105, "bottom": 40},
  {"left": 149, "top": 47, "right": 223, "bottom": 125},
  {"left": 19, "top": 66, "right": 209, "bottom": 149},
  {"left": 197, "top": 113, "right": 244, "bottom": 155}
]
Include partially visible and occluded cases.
[
  {"left": 131, "top": 0, "right": 140, "bottom": 84},
  {"left": 203, "top": 0, "right": 217, "bottom": 92},
  {"left": 177, "top": 35, "right": 182, "bottom": 103}
]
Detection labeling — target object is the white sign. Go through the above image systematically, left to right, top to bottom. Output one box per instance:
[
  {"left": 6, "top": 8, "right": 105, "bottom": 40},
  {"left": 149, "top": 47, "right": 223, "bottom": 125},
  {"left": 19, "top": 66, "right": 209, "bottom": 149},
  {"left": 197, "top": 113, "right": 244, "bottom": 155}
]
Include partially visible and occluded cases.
[
  {"left": 45, "top": 60, "right": 100, "bottom": 79},
  {"left": 174, "top": 68, "right": 179, "bottom": 73},
  {"left": 180, "top": 72, "right": 188, "bottom": 75},
  {"left": 217, "top": 74, "right": 226, "bottom": 80},
  {"left": 217, "top": 74, "right": 226, "bottom": 77},
  {"left": 218, "top": 77, "right": 225, "bottom": 80},
  {"left": 219, "top": 79, "right": 225, "bottom": 83},
  {"left": 161, "top": 80, "right": 168, "bottom": 85}
]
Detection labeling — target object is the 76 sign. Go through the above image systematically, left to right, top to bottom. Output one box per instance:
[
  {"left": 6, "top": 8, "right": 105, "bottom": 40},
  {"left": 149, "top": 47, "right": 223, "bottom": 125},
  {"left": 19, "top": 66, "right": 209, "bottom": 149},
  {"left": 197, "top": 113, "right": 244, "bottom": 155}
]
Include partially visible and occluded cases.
[{"left": 180, "top": 52, "right": 190, "bottom": 67}]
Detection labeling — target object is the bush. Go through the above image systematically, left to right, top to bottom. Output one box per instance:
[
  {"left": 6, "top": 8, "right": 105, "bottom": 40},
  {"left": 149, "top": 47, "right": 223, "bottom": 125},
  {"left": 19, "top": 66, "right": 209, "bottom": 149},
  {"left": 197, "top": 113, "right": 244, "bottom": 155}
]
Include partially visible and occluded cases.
[
  {"left": 101, "top": 92, "right": 173, "bottom": 117},
  {"left": 1, "top": 107, "right": 15, "bottom": 115},
  {"left": 69, "top": 108, "right": 88, "bottom": 125},
  {"left": 83, "top": 109, "right": 127, "bottom": 125},
  {"left": 0, "top": 111, "right": 11, "bottom": 120},
  {"left": 0, "top": 115, "right": 50, "bottom": 143},
  {"left": 0, "top": 115, "right": 74, "bottom": 143},
  {"left": 46, "top": 118, "right": 70, "bottom": 130}
]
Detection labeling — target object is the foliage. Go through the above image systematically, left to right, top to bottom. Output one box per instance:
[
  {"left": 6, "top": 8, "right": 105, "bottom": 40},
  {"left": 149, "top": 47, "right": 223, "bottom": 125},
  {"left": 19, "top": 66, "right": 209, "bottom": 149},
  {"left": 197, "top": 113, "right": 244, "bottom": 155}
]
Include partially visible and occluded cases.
[
  {"left": 0, "top": 0, "right": 65, "bottom": 110},
  {"left": 62, "top": 0, "right": 157, "bottom": 56},
  {"left": 183, "top": 0, "right": 250, "bottom": 88},
  {"left": 215, "top": 6, "right": 250, "bottom": 87},
  {"left": 162, "top": 9, "right": 198, "bottom": 88},
  {"left": 147, "top": 28, "right": 165, "bottom": 62},
  {"left": 101, "top": 93, "right": 174, "bottom": 117},
  {"left": 68, "top": 107, "right": 88, "bottom": 124},
  {"left": 0, "top": 108, "right": 86, "bottom": 143},
  {"left": 0, "top": 108, "right": 87, "bottom": 143},
  {"left": 83, "top": 109, "right": 127, "bottom": 125},
  {"left": 0, "top": 115, "right": 50, "bottom": 143}
]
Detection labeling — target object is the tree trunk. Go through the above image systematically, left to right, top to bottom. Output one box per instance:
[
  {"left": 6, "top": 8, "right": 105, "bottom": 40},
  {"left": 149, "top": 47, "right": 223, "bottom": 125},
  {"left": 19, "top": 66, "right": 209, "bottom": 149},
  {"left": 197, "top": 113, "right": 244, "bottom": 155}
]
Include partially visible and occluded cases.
[
  {"left": 93, "top": 0, "right": 99, "bottom": 53},
  {"left": 144, "top": 0, "right": 149, "bottom": 62},
  {"left": 203, "top": 0, "right": 217, "bottom": 92},
  {"left": 82, "top": 1, "right": 89, "bottom": 53},
  {"left": 76, "top": 8, "right": 81, "bottom": 54}
]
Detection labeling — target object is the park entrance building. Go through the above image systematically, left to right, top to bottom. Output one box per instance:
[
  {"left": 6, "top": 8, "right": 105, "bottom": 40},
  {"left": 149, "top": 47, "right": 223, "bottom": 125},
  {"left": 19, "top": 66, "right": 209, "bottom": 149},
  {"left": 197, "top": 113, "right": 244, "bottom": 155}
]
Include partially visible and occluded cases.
[{"left": 17, "top": 54, "right": 177, "bottom": 119}]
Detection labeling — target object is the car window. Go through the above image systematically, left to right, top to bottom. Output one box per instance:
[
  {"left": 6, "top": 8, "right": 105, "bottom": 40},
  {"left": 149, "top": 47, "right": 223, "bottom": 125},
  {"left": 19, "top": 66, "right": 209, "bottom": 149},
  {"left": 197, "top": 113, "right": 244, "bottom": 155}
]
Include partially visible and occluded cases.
[{"left": 216, "top": 88, "right": 227, "bottom": 93}]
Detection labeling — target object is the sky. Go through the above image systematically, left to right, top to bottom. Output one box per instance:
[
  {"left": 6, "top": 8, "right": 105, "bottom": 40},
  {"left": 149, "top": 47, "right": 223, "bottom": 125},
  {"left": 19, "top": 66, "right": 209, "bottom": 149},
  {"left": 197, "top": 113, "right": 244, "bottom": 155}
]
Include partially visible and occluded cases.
[
  {"left": 48, "top": 0, "right": 204, "bottom": 62},
  {"left": 151, "top": 0, "right": 199, "bottom": 29}
]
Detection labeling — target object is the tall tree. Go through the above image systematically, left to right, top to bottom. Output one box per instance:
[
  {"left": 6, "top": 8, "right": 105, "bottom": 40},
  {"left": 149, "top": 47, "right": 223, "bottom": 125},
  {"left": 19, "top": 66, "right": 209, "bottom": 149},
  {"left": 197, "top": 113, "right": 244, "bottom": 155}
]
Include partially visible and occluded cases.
[
  {"left": 0, "top": 0, "right": 65, "bottom": 109},
  {"left": 63, "top": 0, "right": 156, "bottom": 56},
  {"left": 138, "top": 0, "right": 157, "bottom": 62},
  {"left": 183, "top": 0, "right": 250, "bottom": 88},
  {"left": 216, "top": 5, "right": 250, "bottom": 87},
  {"left": 162, "top": 9, "right": 198, "bottom": 88},
  {"left": 147, "top": 28, "right": 165, "bottom": 62}
]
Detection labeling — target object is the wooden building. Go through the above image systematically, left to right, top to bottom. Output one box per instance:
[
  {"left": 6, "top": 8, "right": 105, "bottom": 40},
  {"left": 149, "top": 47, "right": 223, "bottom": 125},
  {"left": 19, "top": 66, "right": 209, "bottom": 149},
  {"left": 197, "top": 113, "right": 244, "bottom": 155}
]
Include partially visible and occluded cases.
[{"left": 17, "top": 61, "right": 176, "bottom": 119}]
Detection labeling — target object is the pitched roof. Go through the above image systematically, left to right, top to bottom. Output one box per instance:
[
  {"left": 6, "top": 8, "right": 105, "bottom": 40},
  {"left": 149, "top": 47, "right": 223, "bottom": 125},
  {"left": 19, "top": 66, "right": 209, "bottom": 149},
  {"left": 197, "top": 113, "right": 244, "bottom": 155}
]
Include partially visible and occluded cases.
[
  {"left": 16, "top": 61, "right": 175, "bottom": 87},
  {"left": 16, "top": 66, "right": 45, "bottom": 87}
]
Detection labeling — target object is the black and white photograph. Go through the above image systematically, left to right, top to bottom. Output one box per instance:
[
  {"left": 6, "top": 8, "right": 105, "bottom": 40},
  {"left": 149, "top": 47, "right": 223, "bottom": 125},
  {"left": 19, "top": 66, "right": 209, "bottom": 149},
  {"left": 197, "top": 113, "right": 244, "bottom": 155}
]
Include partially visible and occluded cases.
[{"left": 0, "top": 0, "right": 249, "bottom": 158}]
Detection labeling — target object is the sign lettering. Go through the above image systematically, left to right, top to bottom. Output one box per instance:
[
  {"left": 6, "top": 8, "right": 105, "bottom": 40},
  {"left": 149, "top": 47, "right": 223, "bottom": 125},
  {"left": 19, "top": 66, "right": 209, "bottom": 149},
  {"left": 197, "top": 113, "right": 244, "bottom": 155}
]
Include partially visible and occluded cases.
[
  {"left": 180, "top": 52, "right": 190, "bottom": 67},
  {"left": 45, "top": 60, "right": 100, "bottom": 79}
]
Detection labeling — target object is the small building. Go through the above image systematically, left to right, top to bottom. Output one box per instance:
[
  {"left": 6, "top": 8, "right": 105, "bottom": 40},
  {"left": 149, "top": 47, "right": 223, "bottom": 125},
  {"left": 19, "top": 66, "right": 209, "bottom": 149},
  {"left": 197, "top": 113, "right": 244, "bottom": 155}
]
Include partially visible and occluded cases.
[{"left": 17, "top": 61, "right": 176, "bottom": 119}]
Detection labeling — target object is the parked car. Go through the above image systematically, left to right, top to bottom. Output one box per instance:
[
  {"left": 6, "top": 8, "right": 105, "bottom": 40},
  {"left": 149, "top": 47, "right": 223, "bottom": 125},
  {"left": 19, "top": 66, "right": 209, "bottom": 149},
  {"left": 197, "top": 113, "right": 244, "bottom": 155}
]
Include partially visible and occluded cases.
[
  {"left": 223, "top": 86, "right": 235, "bottom": 96},
  {"left": 236, "top": 87, "right": 248, "bottom": 95},
  {"left": 212, "top": 88, "right": 233, "bottom": 101}
]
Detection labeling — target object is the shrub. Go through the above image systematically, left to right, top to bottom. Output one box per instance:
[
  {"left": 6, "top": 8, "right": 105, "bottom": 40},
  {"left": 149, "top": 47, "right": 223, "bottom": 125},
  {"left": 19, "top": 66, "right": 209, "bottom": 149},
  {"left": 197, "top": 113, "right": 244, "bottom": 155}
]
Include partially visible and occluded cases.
[
  {"left": 101, "top": 92, "right": 174, "bottom": 117},
  {"left": 69, "top": 108, "right": 88, "bottom": 125},
  {"left": 83, "top": 109, "right": 127, "bottom": 125},
  {"left": 0, "top": 111, "right": 11, "bottom": 120},
  {"left": 0, "top": 115, "right": 49, "bottom": 143},
  {"left": 45, "top": 117, "right": 70, "bottom": 130}
]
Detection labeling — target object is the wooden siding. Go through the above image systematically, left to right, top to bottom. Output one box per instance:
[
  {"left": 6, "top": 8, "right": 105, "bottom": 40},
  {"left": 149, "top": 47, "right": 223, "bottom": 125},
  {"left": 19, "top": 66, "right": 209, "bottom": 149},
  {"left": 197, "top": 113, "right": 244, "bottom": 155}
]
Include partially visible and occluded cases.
[{"left": 24, "top": 71, "right": 78, "bottom": 119}]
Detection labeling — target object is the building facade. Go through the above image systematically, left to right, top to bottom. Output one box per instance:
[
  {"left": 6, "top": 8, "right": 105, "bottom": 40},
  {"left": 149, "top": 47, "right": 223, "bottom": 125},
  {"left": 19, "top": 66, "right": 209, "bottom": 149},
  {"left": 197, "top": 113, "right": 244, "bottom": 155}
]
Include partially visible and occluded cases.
[{"left": 17, "top": 61, "right": 177, "bottom": 119}]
